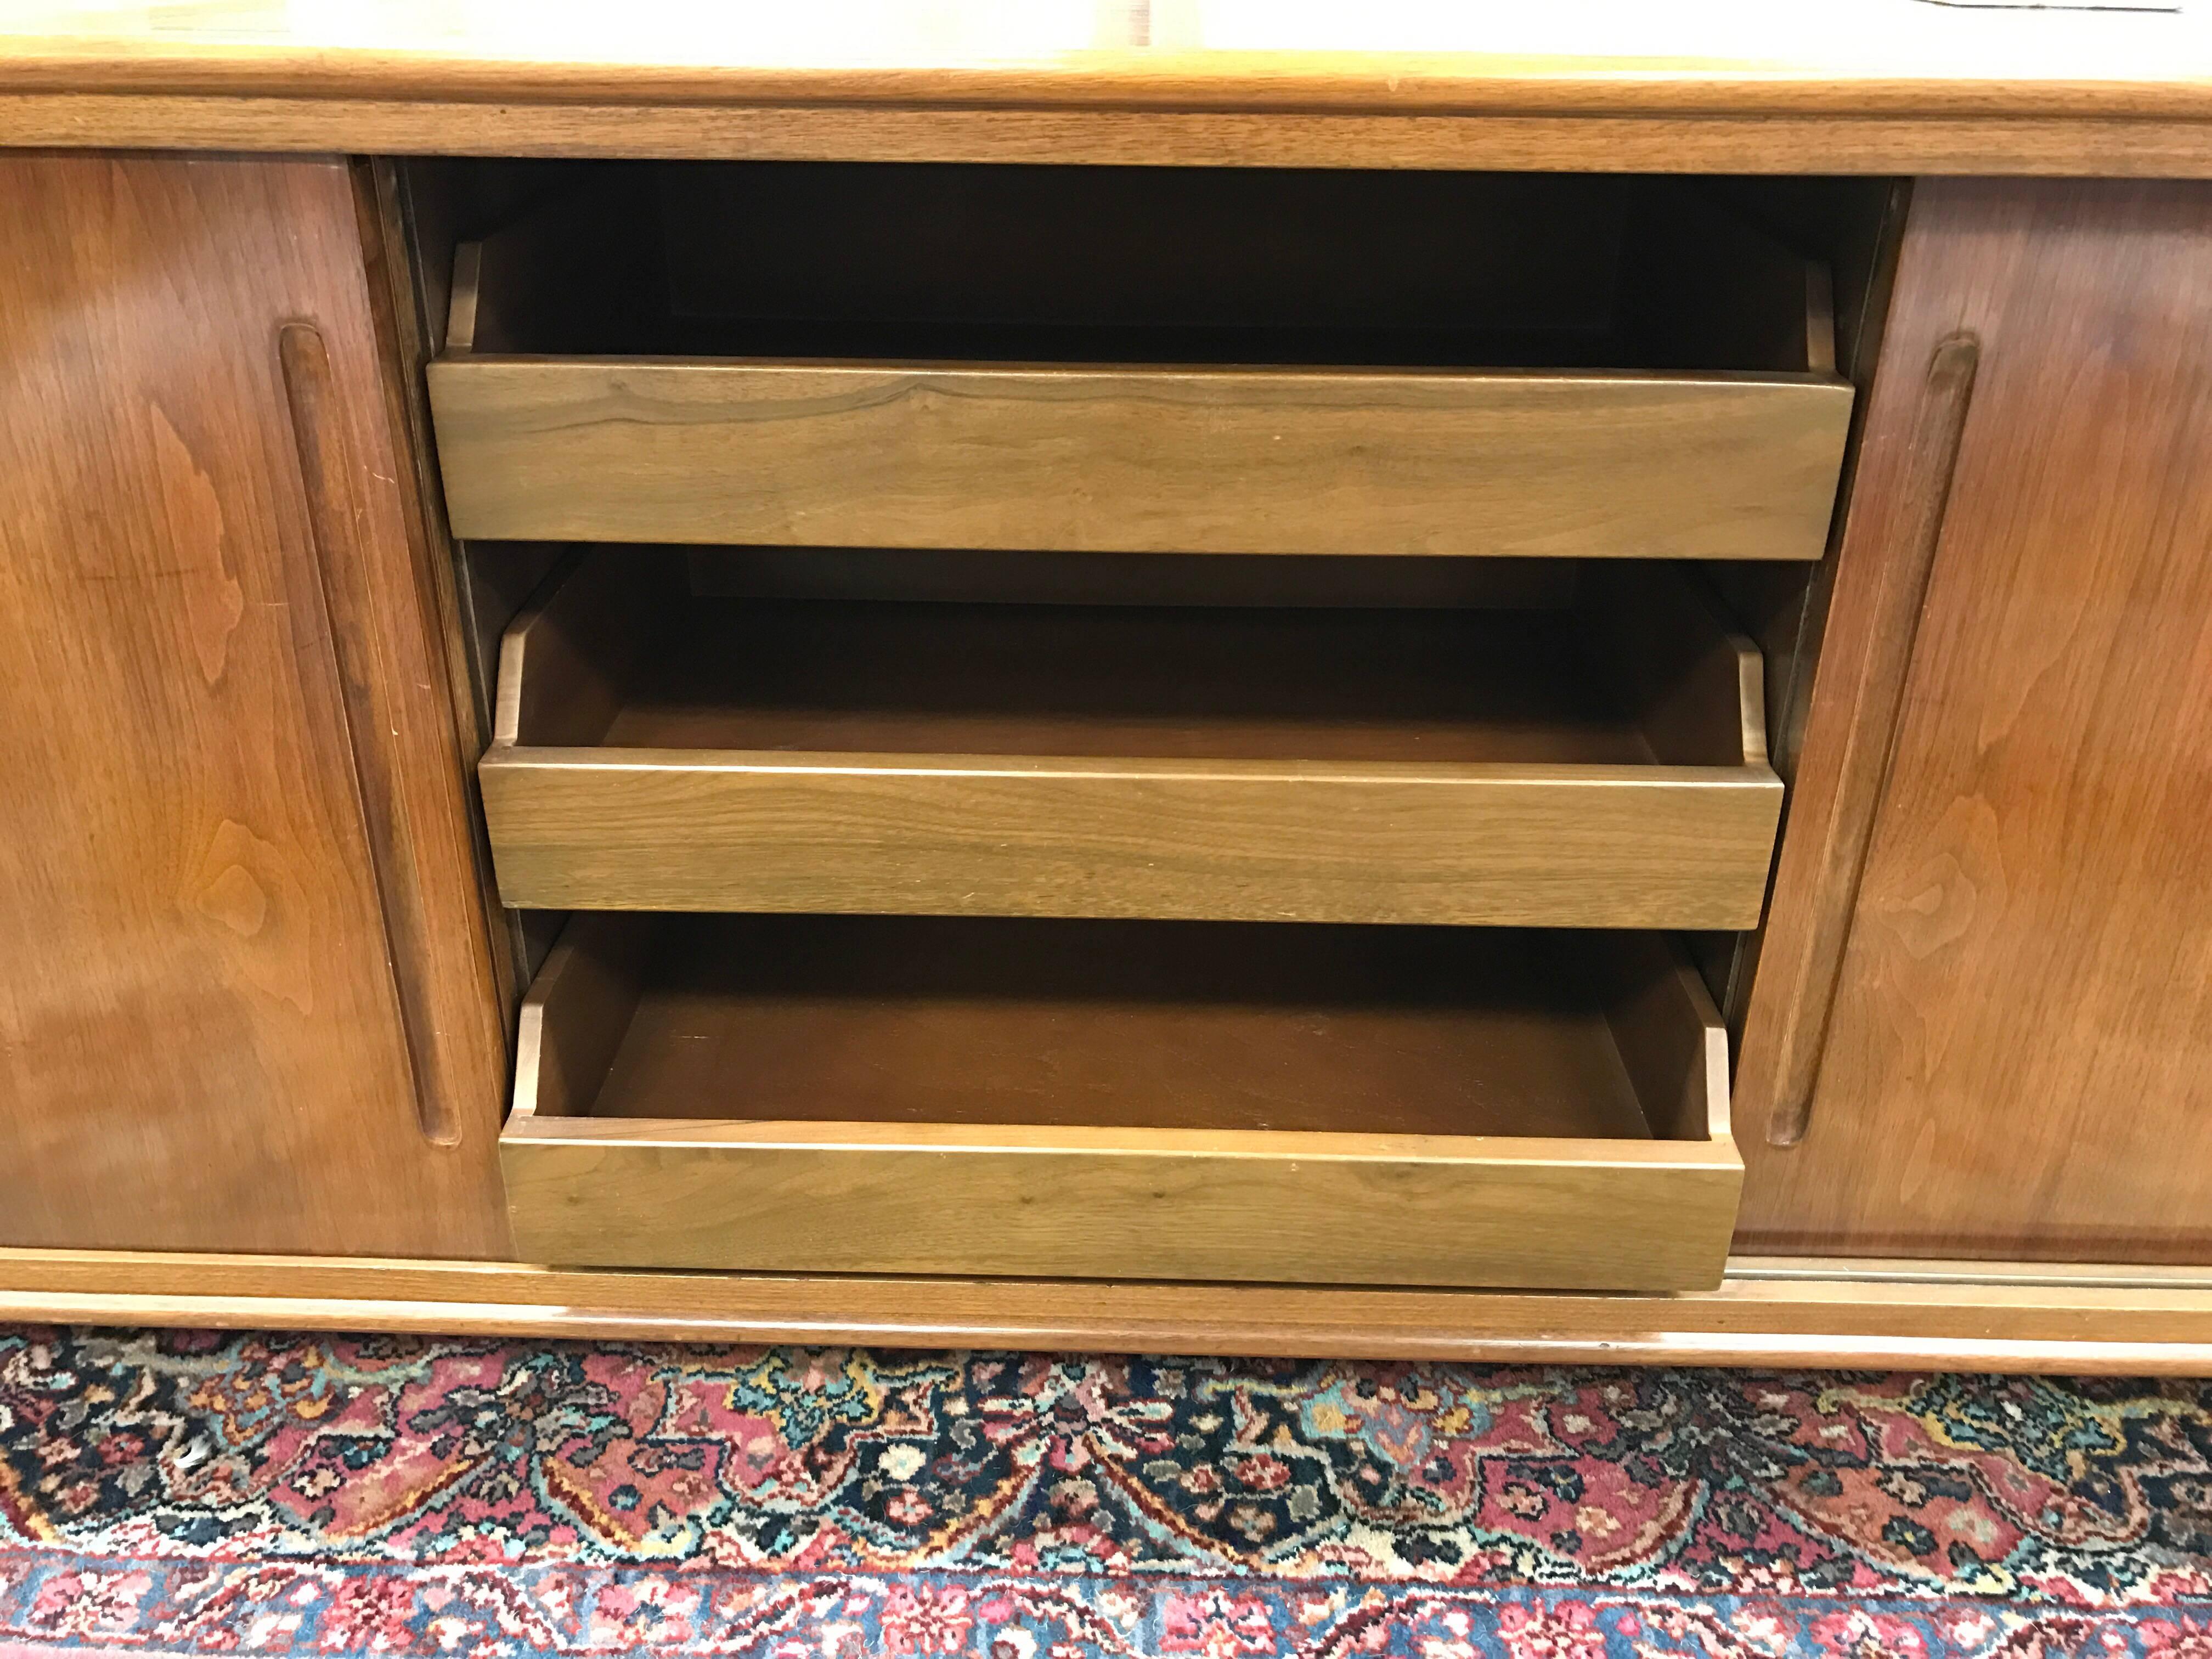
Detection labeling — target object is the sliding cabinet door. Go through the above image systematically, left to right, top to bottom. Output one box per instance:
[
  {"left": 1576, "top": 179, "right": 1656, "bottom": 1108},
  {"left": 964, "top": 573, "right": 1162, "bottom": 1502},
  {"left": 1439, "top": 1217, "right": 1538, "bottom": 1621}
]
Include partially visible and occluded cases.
[{"left": 0, "top": 154, "right": 508, "bottom": 1255}]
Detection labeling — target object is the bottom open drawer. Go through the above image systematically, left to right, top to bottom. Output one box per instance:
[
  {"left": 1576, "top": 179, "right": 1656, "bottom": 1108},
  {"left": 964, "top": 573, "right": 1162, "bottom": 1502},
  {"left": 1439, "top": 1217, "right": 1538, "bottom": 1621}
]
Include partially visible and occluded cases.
[{"left": 500, "top": 913, "right": 1741, "bottom": 1290}]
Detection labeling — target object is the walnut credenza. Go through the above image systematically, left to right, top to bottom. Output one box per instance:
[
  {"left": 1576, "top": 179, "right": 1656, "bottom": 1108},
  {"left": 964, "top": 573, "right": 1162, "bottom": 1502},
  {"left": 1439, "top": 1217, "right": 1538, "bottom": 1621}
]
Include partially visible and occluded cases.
[{"left": 3, "top": 8, "right": 2212, "bottom": 1369}]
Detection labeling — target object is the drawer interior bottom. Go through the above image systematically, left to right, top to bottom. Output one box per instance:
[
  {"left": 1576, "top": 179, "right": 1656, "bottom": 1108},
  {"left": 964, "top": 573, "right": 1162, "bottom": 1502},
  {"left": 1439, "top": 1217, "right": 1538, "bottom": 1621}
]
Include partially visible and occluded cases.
[
  {"left": 606, "top": 598, "right": 1655, "bottom": 765},
  {"left": 589, "top": 915, "right": 1657, "bottom": 1139}
]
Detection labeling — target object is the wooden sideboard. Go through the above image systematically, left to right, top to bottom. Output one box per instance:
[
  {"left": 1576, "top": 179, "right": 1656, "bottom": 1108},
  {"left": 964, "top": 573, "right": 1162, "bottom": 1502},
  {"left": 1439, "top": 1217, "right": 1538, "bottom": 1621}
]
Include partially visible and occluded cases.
[{"left": 3, "top": 4, "right": 2212, "bottom": 1369}]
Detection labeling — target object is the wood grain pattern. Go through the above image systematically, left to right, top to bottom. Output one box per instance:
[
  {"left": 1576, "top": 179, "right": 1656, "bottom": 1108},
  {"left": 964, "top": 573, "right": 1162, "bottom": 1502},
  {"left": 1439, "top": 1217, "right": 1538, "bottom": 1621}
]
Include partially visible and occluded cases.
[
  {"left": 10, "top": 97, "right": 2212, "bottom": 179},
  {"left": 0, "top": 153, "right": 508, "bottom": 1257},
  {"left": 1735, "top": 179, "right": 2212, "bottom": 1263},
  {"left": 430, "top": 357, "right": 1850, "bottom": 561},
  {"left": 479, "top": 559, "right": 1782, "bottom": 929},
  {"left": 484, "top": 758, "right": 1782, "bottom": 929},
  {"left": 499, "top": 915, "right": 1740, "bottom": 1290},
  {"left": 12, "top": 1246, "right": 2212, "bottom": 1373}
]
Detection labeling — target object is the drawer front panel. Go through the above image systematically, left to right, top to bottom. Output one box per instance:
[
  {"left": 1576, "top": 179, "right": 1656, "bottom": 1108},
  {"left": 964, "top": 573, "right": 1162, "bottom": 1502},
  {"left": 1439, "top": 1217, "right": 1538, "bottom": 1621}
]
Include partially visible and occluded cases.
[
  {"left": 430, "top": 359, "right": 1853, "bottom": 561},
  {"left": 480, "top": 752, "right": 1783, "bottom": 929},
  {"left": 501, "top": 1123, "right": 1742, "bottom": 1291}
]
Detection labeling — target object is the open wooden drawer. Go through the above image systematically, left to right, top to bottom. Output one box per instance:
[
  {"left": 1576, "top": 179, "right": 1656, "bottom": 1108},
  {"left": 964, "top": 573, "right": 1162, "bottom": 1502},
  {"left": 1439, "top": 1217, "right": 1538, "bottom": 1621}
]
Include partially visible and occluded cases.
[
  {"left": 427, "top": 163, "right": 1854, "bottom": 561},
  {"left": 478, "top": 553, "right": 1784, "bottom": 929},
  {"left": 501, "top": 912, "right": 1740, "bottom": 1290}
]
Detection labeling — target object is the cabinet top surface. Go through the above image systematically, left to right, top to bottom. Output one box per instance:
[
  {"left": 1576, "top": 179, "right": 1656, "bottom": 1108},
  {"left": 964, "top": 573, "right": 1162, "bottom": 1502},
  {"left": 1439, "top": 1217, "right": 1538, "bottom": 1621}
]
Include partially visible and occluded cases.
[{"left": 5, "top": 0, "right": 2210, "bottom": 116}]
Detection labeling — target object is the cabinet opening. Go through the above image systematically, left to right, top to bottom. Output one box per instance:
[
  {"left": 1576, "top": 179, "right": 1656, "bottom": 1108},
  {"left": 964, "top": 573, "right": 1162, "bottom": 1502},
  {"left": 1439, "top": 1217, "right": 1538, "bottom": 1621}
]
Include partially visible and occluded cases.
[{"left": 447, "top": 161, "right": 1835, "bottom": 376}]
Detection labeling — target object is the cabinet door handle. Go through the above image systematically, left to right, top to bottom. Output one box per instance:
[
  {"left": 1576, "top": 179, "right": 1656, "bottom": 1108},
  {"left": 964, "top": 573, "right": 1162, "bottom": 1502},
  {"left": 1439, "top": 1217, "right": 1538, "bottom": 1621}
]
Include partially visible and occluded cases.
[
  {"left": 280, "top": 320, "right": 458, "bottom": 1147},
  {"left": 1767, "top": 331, "right": 1980, "bottom": 1148}
]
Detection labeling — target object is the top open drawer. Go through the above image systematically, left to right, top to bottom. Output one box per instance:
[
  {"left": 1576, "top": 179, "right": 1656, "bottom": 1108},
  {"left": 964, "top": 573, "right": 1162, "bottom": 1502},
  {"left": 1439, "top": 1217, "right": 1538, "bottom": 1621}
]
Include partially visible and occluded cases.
[{"left": 426, "top": 165, "right": 1855, "bottom": 560}]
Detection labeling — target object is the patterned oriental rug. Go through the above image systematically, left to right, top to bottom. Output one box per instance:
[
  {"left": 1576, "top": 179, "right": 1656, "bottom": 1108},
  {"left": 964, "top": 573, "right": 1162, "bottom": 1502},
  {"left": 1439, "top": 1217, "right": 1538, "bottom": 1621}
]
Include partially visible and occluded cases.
[{"left": 2, "top": 1331, "right": 2210, "bottom": 1657}]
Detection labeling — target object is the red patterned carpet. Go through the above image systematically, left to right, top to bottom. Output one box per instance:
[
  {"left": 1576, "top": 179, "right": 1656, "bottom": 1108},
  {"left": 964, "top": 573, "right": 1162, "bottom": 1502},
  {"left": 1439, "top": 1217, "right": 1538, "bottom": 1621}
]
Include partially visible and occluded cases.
[{"left": 2, "top": 1330, "right": 2211, "bottom": 1656}]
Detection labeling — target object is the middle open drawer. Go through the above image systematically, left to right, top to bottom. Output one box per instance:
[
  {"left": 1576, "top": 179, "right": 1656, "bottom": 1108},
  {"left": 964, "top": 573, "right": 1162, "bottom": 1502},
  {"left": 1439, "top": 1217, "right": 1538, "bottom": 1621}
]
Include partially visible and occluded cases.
[{"left": 480, "top": 554, "right": 1782, "bottom": 930}]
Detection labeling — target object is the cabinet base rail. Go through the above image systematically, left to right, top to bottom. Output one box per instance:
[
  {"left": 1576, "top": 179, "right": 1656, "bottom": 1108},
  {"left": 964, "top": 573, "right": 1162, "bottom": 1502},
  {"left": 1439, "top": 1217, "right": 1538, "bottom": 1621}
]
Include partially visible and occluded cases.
[{"left": 7, "top": 1249, "right": 2212, "bottom": 1374}]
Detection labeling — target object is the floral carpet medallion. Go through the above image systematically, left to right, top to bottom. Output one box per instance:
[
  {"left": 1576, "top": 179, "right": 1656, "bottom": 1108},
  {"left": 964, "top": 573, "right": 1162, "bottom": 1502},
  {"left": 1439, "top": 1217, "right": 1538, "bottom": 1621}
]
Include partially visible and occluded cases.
[{"left": 2, "top": 1329, "right": 2210, "bottom": 1655}]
